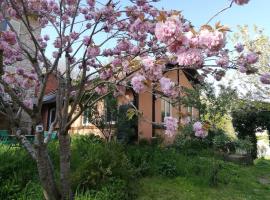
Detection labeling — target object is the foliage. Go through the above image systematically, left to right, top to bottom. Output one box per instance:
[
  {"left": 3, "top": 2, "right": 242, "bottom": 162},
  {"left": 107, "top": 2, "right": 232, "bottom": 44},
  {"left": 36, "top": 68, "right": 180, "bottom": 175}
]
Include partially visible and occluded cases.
[
  {"left": 182, "top": 84, "right": 238, "bottom": 133},
  {"left": 85, "top": 94, "right": 118, "bottom": 142},
  {"left": 231, "top": 100, "right": 270, "bottom": 158},
  {"left": 115, "top": 104, "right": 138, "bottom": 144},
  {"left": 173, "top": 124, "right": 210, "bottom": 153},
  {"left": 212, "top": 134, "right": 236, "bottom": 153},
  {"left": 1, "top": 136, "right": 270, "bottom": 200}
]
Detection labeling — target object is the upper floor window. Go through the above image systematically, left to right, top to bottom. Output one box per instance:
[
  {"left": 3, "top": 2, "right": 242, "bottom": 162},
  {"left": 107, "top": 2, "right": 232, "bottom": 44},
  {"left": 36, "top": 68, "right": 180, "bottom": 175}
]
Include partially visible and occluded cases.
[{"left": 161, "top": 98, "right": 172, "bottom": 122}]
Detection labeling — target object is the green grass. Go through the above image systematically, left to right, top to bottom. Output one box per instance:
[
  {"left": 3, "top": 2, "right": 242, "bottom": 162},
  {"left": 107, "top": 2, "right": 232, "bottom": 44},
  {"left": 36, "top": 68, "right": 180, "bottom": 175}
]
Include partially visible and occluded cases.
[
  {"left": 1, "top": 137, "right": 270, "bottom": 200},
  {"left": 136, "top": 159, "right": 270, "bottom": 200}
]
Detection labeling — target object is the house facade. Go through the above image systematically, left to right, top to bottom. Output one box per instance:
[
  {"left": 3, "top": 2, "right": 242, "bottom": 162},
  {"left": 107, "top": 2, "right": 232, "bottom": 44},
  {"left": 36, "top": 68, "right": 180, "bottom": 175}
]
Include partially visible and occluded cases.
[
  {"left": 0, "top": 15, "right": 40, "bottom": 133},
  {"left": 41, "top": 67, "right": 200, "bottom": 141}
]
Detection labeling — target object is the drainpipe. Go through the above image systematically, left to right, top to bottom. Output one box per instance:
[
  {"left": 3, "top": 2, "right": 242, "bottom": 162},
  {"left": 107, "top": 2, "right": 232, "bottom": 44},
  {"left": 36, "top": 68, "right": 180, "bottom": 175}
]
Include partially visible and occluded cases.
[
  {"left": 177, "top": 69, "right": 181, "bottom": 123},
  {"left": 152, "top": 91, "right": 155, "bottom": 137}
]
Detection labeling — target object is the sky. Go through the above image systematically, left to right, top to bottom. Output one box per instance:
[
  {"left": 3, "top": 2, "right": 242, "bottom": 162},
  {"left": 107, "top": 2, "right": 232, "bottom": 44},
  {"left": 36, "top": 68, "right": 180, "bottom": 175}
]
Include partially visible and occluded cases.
[
  {"left": 43, "top": 0, "right": 270, "bottom": 94},
  {"left": 155, "top": 0, "right": 270, "bottom": 35}
]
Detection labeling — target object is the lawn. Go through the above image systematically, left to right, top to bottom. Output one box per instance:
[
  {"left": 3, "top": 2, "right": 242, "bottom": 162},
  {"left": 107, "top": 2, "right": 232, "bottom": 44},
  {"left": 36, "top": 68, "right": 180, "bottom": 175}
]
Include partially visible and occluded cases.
[
  {"left": 1, "top": 136, "right": 270, "bottom": 200},
  {"left": 137, "top": 160, "right": 270, "bottom": 200}
]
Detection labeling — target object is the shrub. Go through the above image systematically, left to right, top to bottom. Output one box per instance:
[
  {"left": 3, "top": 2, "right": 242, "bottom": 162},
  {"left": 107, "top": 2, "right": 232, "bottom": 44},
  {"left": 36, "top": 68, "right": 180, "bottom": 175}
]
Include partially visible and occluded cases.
[
  {"left": 116, "top": 104, "right": 138, "bottom": 144},
  {"left": 173, "top": 124, "right": 210, "bottom": 153},
  {"left": 212, "top": 134, "right": 236, "bottom": 153},
  {"left": 71, "top": 137, "right": 136, "bottom": 198},
  {"left": 235, "top": 137, "right": 253, "bottom": 155},
  {"left": 157, "top": 161, "right": 177, "bottom": 177}
]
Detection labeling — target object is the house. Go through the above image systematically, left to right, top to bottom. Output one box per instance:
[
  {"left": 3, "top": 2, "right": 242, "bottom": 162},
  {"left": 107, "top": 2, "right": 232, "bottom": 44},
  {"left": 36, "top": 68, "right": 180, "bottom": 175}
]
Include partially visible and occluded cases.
[
  {"left": 0, "top": 14, "right": 40, "bottom": 133},
  {"left": 41, "top": 65, "right": 200, "bottom": 141}
]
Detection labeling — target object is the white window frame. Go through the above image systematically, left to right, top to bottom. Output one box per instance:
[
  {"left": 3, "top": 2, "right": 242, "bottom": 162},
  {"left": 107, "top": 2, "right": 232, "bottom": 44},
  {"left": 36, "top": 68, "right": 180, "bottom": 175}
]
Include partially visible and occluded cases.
[
  {"left": 162, "top": 98, "right": 172, "bottom": 122},
  {"left": 104, "top": 99, "right": 116, "bottom": 125},
  {"left": 48, "top": 107, "right": 56, "bottom": 127},
  {"left": 82, "top": 108, "right": 91, "bottom": 126}
]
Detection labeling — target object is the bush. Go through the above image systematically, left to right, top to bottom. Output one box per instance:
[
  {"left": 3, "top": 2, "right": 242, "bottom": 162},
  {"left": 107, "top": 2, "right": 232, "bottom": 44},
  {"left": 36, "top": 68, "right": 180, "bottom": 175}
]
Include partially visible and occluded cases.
[
  {"left": 116, "top": 104, "right": 138, "bottom": 144},
  {"left": 173, "top": 124, "right": 210, "bottom": 153},
  {"left": 212, "top": 134, "right": 236, "bottom": 153},
  {"left": 71, "top": 137, "right": 136, "bottom": 198},
  {"left": 235, "top": 137, "right": 253, "bottom": 155},
  {"left": 0, "top": 145, "right": 39, "bottom": 200}
]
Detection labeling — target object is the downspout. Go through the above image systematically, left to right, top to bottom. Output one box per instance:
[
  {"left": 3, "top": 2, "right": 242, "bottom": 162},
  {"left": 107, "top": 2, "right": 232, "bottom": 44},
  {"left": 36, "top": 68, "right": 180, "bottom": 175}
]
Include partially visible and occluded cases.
[
  {"left": 177, "top": 69, "right": 181, "bottom": 123},
  {"left": 152, "top": 91, "right": 155, "bottom": 137}
]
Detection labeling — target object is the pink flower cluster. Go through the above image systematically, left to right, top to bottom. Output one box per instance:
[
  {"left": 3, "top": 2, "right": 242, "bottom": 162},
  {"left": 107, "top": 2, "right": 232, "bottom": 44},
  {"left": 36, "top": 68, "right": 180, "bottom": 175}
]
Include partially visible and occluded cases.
[
  {"left": 234, "top": 0, "right": 250, "bottom": 6},
  {"left": 155, "top": 16, "right": 182, "bottom": 43},
  {"left": 198, "top": 29, "right": 225, "bottom": 51},
  {"left": 177, "top": 48, "right": 203, "bottom": 67},
  {"left": 142, "top": 57, "right": 163, "bottom": 81},
  {"left": 260, "top": 73, "right": 270, "bottom": 84},
  {"left": 131, "top": 74, "right": 146, "bottom": 93},
  {"left": 159, "top": 77, "right": 177, "bottom": 97},
  {"left": 164, "top": 116, "right": 178, "bottom": 136},
  {"left": 193, "top": 121, "right": 208, "bottom": 138}
]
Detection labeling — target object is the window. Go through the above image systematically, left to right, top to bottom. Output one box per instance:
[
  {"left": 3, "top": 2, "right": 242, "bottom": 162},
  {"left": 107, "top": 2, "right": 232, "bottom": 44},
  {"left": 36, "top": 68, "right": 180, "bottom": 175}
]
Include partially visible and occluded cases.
[
  {"left": 104, "top": 95, "right": 117, "bottom": 124},
  {"left": 161, "top": 98, "right": 172, "bottom": 122},
  {"left": 187, "top": 106, "right": 194, "bottom": 121},
  {"left": 48, "top": 107, "right": 56, "bottom": 128},
  {"left": 82, "top": 108, "right": 91, "bottom": 126}
]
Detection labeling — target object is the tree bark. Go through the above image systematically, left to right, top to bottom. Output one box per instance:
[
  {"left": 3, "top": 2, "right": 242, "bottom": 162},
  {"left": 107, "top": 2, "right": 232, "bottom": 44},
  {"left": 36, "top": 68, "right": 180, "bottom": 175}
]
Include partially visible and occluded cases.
[
  {"left": 59, "top": 132, "right": 72, "bottom": 200},
  {"left": 36, "top": 138, "right": 60, "bottom": 200}
]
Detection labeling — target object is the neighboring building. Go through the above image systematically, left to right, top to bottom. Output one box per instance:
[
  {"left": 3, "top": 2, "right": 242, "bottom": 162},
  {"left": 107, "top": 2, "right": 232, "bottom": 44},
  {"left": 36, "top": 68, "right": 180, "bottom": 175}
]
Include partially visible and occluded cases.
[
  {"left": 0, "top": 15, "right": 40, "bottom": 132},
  {"left": 41, "top": 66, "right": 200, "bottom": 141}
]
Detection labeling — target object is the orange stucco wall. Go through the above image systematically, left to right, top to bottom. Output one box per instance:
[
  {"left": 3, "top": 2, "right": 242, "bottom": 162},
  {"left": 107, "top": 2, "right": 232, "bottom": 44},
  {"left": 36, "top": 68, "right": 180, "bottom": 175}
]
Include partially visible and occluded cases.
[
  {"left": 46, "top": 69, "right": 199, "bottom": 142},
  {"left": 137, "top": 69, "right": 199, "bottom": 141}
]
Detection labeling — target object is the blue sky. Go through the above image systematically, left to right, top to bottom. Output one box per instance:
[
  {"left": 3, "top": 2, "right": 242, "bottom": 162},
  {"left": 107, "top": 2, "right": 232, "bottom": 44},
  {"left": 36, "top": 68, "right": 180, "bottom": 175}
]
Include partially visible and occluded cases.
[{"left": 155, "top": 0, "right": 270, "bottom": 34}]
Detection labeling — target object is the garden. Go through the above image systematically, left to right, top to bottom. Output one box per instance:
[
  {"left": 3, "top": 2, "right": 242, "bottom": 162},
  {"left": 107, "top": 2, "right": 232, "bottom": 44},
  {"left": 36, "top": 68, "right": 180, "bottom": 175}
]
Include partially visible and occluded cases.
[{"left": 0, "top": 134, "right": 270, "bottom": 200}]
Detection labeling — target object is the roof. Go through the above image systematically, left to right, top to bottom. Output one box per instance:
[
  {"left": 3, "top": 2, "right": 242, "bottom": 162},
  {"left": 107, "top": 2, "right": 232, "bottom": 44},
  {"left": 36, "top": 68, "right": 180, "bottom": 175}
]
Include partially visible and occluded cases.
[
  {"left": 165, "top": 63, "right": 201, "bottom": 85},
  {"left": 42, "top": 92, "right": 56, "bottom": 104}
]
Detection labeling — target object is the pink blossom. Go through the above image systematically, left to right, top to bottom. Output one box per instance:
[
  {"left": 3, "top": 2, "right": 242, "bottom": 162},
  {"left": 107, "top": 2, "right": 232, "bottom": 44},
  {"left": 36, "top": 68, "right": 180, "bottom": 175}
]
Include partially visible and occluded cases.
[
  {"left": 234, "top": 0, "right": 250, "bottom": 5},
  {"left": 155, "top": 16, "right": 182, "bottom": 43},
  {"left": 199, "top": 29, "right": 225, "bottom": 51},
  {"left": 2, "top": 31, "right": 17, "bottom": 45},
  {"left": 70, "top": 32, "right": 79, "bottom": 40},
  {"left": 44, "top": 34, "right": 50, "bottom": 41},
  {"left": 83, "top": 36, "right": 91, "bottom": 45},
  {"left": 235, "top": 43, "right": 244, "bottom": 53},
  {"left": 87, "top": 46, "right": 100, "bottom": 58},
  {"left": 177, "top": 48, "right": 203, "bottom": 67},
  {"left": 245, "top": 52, "right": 258, "bottom": 64},
  {"left": 216, "top": 55, "right": 229, "bottom": 68},
  {"left": 142, "top": 56, "right": 155, "bottom": 70},
  {"left": 16, "top": 68, "right": 25, "bottom": 75},
  {"left": 260, "top": 73, "right": 270, "bottom": 84},
  {"left": 131, "top": 74, "right": 146, "bottom": 93},
  {"left": 3, "top": 75, "right": 15, "bottom": 84},
  {"left": 159, "top": 77, "right": 177, "bottom": 97},
  {"left": 95, "top": 86, "right": 108, "bottom": 95},
  {"left": 23, "top": 99, "right": 33, "bottom": 109},
  {"left": 164, "top": 116, "right": 178, "bottom": 136},
  {"left": 193, "top": 121, "right": 208, "bottom": 138}
]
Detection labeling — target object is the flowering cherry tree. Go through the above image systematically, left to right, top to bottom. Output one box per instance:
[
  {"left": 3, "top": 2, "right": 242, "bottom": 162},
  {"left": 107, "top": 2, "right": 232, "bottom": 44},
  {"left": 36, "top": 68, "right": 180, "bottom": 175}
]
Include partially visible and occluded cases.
[{"left": 0, "top": 0, "right": 260, "bottom": 199}]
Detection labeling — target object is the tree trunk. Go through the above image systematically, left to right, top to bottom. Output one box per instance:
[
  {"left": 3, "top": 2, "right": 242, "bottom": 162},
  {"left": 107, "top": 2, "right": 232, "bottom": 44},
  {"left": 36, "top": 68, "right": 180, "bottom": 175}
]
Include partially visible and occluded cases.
[
  {"left": 59, "top": 132, "right": 72, "bottom": 200},
  {"left": 36, "top": 141, "right": 60, "bottom": 200}
]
